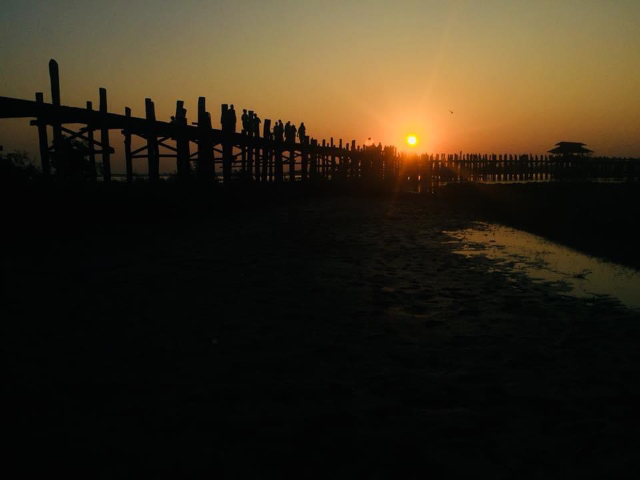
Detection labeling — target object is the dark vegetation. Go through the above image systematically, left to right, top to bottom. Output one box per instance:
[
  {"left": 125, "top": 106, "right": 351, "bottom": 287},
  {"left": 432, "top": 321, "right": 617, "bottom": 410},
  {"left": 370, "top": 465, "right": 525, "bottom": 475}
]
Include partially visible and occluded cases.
[{"left": 0, "top": 150, "right": 40, "bottom": 182}]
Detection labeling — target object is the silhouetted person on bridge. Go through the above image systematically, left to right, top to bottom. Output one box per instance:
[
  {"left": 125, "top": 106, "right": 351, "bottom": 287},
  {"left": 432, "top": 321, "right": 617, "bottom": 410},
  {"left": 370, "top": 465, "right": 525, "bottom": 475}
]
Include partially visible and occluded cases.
[
  {"left": 221, "top": 104, "right": 228, "bottom": 128},
  {"left": 221, "top": 104, "right": 237, "bottom": 132},
  {"left": 229, "top": 105, "right": 237, "bottom": 132},
  {"left": 241, "top": 109, "right": 249, "bottom": 134},
  {"left": 248, "top": 111, "right": 256, "bottom": 137},
  {"left": 263, "top": 119, "right": 272, "bottom": 140},
  {"left": 274, "top": 120, "right": 284, "bottom": 142},
  {"left": 284, "top": 121, "right": 291, "bottom": 142},
  {"left": 298, "top": 122, "right": 306, "bottom": 143},
  {"left": 290, "top": 124, "right": 297, "bottom": 143}
]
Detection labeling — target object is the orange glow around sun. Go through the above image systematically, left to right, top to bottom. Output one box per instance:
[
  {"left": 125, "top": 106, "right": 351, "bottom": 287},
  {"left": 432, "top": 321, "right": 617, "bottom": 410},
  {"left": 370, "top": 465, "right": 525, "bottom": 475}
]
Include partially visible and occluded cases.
[{"left": 406, "top": 134, "right": 418, "bottom": 147}]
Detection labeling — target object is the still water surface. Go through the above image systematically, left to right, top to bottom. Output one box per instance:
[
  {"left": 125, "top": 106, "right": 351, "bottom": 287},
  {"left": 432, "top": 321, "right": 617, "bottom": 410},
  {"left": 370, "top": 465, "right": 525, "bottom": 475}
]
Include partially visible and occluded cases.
[{"left": 445, "top": 223, "right": 640, "bottom": 310}]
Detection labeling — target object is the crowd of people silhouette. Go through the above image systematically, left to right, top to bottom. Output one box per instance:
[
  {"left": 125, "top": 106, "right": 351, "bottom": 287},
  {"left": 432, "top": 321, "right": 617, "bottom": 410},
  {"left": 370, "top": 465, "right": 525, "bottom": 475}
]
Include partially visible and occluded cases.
[
  {"left": 220, "top": 104, "right": 237, "bottom": 132},
  {"left": 221, "top": 104, "right": 307, "bottom": 144}
]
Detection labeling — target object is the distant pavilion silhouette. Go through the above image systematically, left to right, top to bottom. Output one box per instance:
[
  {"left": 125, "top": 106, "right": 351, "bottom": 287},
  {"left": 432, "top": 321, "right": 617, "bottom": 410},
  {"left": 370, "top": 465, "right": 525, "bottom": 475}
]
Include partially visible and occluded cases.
[{"left": 548, "top": 142, "right": 594, "bottom": 158}]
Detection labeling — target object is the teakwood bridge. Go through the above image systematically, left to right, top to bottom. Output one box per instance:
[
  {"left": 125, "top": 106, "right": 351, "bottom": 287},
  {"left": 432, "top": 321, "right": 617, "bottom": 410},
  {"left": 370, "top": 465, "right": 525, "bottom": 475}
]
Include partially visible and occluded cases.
[{"left": 1, "top": 60, "right": 639, "bottom": 191}]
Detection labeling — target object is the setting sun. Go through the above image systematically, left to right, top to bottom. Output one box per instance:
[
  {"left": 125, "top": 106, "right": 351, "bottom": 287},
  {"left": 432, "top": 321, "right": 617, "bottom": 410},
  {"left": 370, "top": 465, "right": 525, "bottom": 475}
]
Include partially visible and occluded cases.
[{"left": 407, "top": 135, "right": 418, "bottom": 147}]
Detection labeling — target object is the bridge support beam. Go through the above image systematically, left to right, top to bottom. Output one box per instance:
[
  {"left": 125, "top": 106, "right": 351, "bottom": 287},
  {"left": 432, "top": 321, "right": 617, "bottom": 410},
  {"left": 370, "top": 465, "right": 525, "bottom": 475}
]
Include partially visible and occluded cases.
[
  {"left": 99, "top": 88, "right": 111, "bottom": 182},
  {"left": 35, "top": 92, "right": 50, "bottom": 177},
  {"left": 145, "top": 98, "right": 159, "bottom": 182},
  {"left": 175, "top": 101, "right": 190, "bottom": 180},
  {"left": 124, "top": 107, "right": 133, "bottom": 183}
]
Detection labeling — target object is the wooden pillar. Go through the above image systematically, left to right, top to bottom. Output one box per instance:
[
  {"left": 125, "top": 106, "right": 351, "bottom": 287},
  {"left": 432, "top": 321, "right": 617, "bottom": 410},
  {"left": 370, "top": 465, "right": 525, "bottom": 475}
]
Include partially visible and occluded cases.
[
  {"left": 49, "top": 60, "right": 65, "bottom": 176},
  {"left": 49, "top": 60, "right": 62, "bottom": 143},
  {"left": 99, "top": 88, "right": 111, "bottom": 182},
  {"left": 35, "top": 92, "right": 50, "bottom": 177},
  {"left": 145, "top": 98, "right": 159, "bottom": 182},
  {"left": 197, "top": 98, "right": 205, "bottom": 178},
  {"left": 197, "top": 98, "right": 206, "bottom": 177},
  {"left": 198, "top": 98, "right": 217, "bottom": 181},
  {"left": 175, "top": 100, "right": 190, "bottom": 179},
  {"left": 216, "top": 100, "right": 232, "bottom": 183},
  {"left": 86, "top": 101, "right": 97, "bottom": 181},
  {"left": 123, "top": 107, "right": 133, "bottom": 183},
  {"left": 246, "top": 112, "right": 253, "bottom": 180},
  {"left": 261, "top": 119, "right": 271, "bottom": 183},
  {"left": 259, "top": 121, "right": 268, "bottom": 182},
  {"left": 254, "top": 137, "right": 261, "bottom": 182},
  {"left": 301, "top": 137, "right": 309, "bottom": 181},
  {"left": 330, "top": 138, "right": 336, "bottom": 180},
  {"left": 310, "top": 139, "right": 318, "bottom": 180},
  {"left": 320, "top": 139, "right": 328, "bottom": 180},
  {"left": 338, "top": 139, "right": 344, "bottom": 179},
  {"left": 289, "top": 140, "right": 295, "bottom": 182},
  {"left": 350, "top": 140, "right": 356, "bottom": 179},
  {"left": 247, "top": 141, "right": 254, "bottom": 181},
  {"left": 240, "top": 143, "right": 247, "bottom": 177},
  {"left": 261, "top": 144, "right": 269, "bottom": 183},
  {"left": 275, "top": 145, "right": 283, "bottom": 183},
  {"left": 361, "top": 146, "right": 368, "bottom": 181},
  {"left": 268, "top": 148, "right": 274, "bottom": 182}
]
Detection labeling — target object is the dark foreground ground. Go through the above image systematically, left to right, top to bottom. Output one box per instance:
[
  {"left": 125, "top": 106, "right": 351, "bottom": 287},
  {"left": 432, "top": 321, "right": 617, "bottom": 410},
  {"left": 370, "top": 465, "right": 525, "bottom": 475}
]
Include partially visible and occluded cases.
[{"left": 3, "top": 183, "right": 640, "bottom": 478}]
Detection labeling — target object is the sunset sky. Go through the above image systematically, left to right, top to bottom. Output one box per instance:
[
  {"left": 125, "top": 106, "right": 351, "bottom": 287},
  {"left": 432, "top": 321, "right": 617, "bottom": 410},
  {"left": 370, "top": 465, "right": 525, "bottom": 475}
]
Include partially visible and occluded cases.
[{"left": 1, "top": 0, "right": 639, "bottom": 172}]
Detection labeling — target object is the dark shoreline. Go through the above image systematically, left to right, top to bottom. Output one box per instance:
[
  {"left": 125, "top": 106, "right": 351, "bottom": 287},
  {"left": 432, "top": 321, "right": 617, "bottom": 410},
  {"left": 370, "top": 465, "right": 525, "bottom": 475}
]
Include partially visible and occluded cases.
[
  {"left": 6, "top": 180, "right": 640, "bottom": 270},
  {"left": 438, "top": 182, "right": 640, "bottom": 271}
]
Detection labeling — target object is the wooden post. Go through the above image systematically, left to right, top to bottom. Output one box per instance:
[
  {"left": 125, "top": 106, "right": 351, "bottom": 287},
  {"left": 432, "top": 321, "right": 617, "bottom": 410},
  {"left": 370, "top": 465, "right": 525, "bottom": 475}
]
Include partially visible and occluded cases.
[
  {"left": 49, "top": 60, "right": 65, "bottom": 176},
  {"left": 49, "top": 60, "right": 61, "bottom": 107},
  {"left": 99, "top": 88, "right": 111, "bottom": 182},
  {"left": 35, "top": 92, "right": 50, "bottom": 176},
  {"left": 145, "top": 98, "right": 159, "bottom": 182},
  {"left": 197, "top": 98, "right": 206, "bottom": 178},
  {"left": 197, "top": 98, "right": 216, "bottom": 181},
  {"left": 216, "top": 99, "right": 231, "bottom": 183},
  {"left": 175, "top": 100, "right": 190, "bottom": 179},
  {"left": 86, "top": 101, "right": 97, "bottom": 181},
  {"left": 123, "top": 107, "right": 133, "bottom": 183},
  {"left": 246, "top": 110, "right": 254, "bottom": 181},
  {"left": 261, "top": 119, "right": 271, "bottom": 182},
  {"left": 300, "top": 136, "right": 309, "bottom": 181},
  {"left": 330, "top": 137, "right": 336, "bottom": 180},
  {"left": 253, "top": 139, "right": 260, "bottom": 182},
  {"left": 289, "top": 139, "right": 295, "bottom": 183},
  {"left": 310, "top": 139, "right": 318, "bottom": 180},
  {"left": 321, "top": 139, "right": 327, "bottom": 179},
  {"left": 338, "top": 139, "right": 343, "bottom": 179},
  {"left": 247, "top": 140, "right": 254, "bottom": 181},
  {"left": 350, "top": 140, "right": 356, "bottom": 179},
  {"left": 262, "top": 145, "right": 269, "bottom": 183},
  {"left": 275, "top": 145, "right": 283, "bottom": 183},
  {"left": 269, "top": 148, "right": 275, "bottom": 182}
]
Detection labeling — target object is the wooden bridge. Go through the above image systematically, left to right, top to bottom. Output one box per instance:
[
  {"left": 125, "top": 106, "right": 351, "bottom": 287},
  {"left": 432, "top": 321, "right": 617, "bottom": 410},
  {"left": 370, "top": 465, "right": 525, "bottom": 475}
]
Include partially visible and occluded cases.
[
  {"left": 0, "top": 60, "right": 401, "bottom": 185},
  {"left": 1, "top": 60, "right": 638, "bottom": 189}
]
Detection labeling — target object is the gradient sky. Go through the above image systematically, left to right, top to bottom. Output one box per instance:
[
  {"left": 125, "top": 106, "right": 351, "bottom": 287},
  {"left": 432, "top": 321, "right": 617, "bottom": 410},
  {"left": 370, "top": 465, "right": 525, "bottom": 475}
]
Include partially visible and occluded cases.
[{"left": 1, "top": 0, "right": 639, "bottom": 172}]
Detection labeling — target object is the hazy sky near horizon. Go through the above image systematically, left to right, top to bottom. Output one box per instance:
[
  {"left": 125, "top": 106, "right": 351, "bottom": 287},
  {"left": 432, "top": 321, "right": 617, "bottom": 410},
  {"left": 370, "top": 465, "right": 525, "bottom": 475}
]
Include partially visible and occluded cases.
[{"left": 1, "top": 0, "right": 639, "bottom": 169}]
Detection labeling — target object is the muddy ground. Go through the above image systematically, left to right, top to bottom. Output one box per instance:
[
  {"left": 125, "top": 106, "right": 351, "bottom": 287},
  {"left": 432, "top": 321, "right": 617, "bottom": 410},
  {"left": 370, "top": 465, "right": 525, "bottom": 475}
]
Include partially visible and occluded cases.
[{"left": 3, "top": 186, "right": 640, "bottom": 478}]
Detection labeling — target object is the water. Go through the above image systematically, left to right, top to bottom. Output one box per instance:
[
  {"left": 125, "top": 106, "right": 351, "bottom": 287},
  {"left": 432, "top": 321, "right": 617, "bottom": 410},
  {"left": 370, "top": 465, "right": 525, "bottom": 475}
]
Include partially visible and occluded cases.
[{"left": 445, "top": 223, "right": 640, "bottom": 310}]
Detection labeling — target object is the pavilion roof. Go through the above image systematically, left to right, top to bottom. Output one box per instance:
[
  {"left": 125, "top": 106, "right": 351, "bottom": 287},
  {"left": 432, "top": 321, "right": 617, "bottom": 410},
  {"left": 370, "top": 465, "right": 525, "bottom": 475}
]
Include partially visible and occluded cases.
[{"left": 548, "top": 141, "right": 593, "bottom": 154}]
